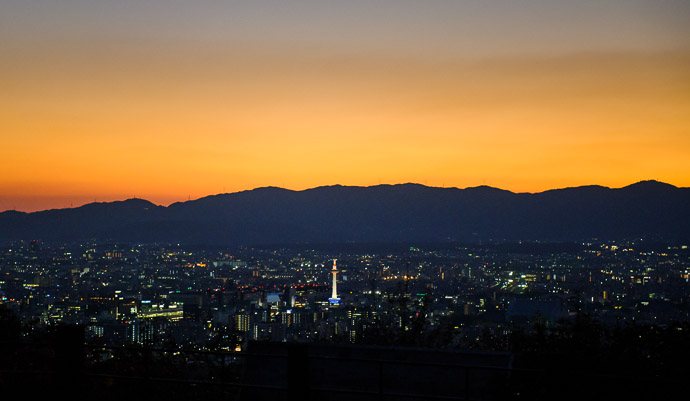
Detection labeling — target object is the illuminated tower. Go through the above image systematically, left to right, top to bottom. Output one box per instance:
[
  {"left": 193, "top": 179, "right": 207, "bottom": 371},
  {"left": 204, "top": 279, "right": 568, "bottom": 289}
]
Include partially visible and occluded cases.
[{"left": 328, "top": 259, "right": 340, "bottom": 305}]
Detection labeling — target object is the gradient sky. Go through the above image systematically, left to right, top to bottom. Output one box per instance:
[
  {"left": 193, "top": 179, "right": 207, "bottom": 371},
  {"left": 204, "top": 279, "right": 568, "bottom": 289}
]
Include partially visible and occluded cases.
[{"left": 2, "top": 1, "right": 689, "bottom": 212}]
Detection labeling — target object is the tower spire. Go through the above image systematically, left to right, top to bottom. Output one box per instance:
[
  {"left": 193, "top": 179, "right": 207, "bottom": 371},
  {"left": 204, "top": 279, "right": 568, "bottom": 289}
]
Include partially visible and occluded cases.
[{"left": 328, "top": 259, "right": 340, "bottom": 305}]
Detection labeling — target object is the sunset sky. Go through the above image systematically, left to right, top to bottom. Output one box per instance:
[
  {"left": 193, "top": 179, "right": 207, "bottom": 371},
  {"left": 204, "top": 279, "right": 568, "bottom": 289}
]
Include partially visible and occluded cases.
[{"left": 2, "top": 1, "right": 689, "bottom": 212}]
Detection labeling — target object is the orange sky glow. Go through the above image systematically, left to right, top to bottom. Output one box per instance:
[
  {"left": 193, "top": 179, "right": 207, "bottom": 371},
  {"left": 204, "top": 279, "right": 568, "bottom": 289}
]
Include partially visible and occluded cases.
[{"left": 1, "top": 1, "right": 689, "bottom": 212}]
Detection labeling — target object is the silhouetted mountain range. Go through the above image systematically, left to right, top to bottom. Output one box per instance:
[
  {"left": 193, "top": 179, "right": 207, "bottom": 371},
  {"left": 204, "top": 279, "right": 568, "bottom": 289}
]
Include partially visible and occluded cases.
[{"left": 1, "top": 181, "right": 688, "bottom": 245}]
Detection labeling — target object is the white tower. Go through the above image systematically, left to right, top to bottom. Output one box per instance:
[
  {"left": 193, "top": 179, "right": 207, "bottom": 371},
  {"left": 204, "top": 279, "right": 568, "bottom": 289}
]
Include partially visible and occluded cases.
[{"left": 328, "top": 259, "right": 340, "bottom": 304}]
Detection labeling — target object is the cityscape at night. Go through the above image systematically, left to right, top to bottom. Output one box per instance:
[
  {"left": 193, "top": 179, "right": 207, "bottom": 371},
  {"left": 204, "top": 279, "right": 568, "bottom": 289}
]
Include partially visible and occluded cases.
[
  {"left": 2, "top": 1, "right": 689, "bottom": 399},
  {"left": 2, "top": 235, "right": 690, "bottom": 399},
  {"left": 3, "top": 238, "right": 690, "bottom": 347}
]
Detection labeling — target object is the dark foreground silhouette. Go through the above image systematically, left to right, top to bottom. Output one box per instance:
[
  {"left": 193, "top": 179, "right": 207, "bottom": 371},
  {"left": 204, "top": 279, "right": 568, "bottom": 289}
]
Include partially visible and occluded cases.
[{"left": 1, "top": 306, "right": 687, "bottom": 400}]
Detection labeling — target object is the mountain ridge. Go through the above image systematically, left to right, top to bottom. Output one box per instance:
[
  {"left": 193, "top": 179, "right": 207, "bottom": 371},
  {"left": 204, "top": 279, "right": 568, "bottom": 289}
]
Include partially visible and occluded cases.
[{"left": 1, "top": 181, "right": 688, "bottom": 244}]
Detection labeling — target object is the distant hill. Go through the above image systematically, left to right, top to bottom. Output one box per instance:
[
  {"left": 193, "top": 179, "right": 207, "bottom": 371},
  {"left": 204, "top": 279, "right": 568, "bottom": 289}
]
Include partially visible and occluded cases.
[{"left": 1, "top": 181, "right": 689, "bottom": 245}]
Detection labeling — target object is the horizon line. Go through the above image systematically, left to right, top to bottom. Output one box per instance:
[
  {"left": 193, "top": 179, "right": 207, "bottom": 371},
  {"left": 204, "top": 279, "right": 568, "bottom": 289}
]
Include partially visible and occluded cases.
[{"left": 1, "top": 179, "right": 679, "bottom": 214}]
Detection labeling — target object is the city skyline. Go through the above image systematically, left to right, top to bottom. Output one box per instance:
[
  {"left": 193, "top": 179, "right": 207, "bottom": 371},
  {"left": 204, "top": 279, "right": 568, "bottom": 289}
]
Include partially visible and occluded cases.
[
  {"left": 2, "top": 1, "right": 689, "bottom": 212},
  {"left": 2, "top": 238, "right": 688, "bottom": 400}
]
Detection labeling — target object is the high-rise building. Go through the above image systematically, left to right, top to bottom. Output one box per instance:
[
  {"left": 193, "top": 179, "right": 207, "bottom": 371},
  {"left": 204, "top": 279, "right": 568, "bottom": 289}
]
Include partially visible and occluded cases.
[
  {"left": 328, "top": 259, "right": 340, "bottom": 305},
  {"left": 234, "top": 313, "right": 249, "bottom": 333}
]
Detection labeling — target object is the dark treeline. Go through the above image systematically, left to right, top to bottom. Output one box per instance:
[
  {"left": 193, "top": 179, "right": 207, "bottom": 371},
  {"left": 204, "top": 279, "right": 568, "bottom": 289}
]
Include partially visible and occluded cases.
[
  {"left": 2, "top": 304, "right": 688, "bottom": 400},
  {"left": 329, "top": 308, "right": 689, "bottom": 400}
]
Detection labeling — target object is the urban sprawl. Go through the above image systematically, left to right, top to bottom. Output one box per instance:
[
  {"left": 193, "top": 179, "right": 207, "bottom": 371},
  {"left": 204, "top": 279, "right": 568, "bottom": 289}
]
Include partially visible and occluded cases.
[{"left": 2, "top": 240, "right": 689, "bottom": 351}]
